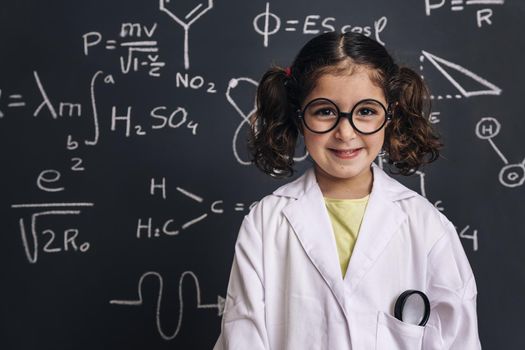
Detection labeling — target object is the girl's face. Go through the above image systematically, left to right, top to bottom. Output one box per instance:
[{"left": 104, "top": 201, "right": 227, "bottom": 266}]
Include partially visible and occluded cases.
[{"left": 300, "top": 68, "right": 388, "bottom": 191}]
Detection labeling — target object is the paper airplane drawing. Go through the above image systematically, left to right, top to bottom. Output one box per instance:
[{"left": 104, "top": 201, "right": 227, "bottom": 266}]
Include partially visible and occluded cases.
[{"left": 421, "top": 50, "right": 502, "bottom": 97}]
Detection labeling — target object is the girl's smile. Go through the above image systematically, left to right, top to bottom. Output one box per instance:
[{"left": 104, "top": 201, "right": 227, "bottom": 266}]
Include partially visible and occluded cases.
[{"left": 329, "top": 147, "right": 363, "bottom": 159}]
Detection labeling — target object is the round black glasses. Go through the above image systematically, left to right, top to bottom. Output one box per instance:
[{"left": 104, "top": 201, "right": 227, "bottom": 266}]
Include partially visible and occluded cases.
[{"left": 297, "top": 98, "right": 393, "bottom": 135}]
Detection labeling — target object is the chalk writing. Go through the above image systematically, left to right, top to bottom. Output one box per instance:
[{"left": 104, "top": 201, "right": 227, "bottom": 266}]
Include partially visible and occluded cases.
[
  {"left": 159, "top": 0, "right": 214, "bottom": 70},
  {"left": 425, "top": 0, "right": 504, "bottom": 28},
  {"left": 253, "top": 2, "right": 388, "bottom": 47},
  {"left": 83, "top": 23, "right": 165, "bottom": 77},
  {"left": 420, "top": 51, "right": 502, "bottom": 99},
  {"left": 476, "top": 117, "right": 524, "bottom": 187},
  {"left": 12, "top": 203, "right": 94, "bottom": 263},
  {"left": 110, "top": 271, "right": 224, "bottom": 340}
]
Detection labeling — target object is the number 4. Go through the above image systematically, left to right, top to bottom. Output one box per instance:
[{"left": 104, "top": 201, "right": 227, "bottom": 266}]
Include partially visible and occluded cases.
[{"left": 459, "top": 225, "right": 478, "bottom": 252}]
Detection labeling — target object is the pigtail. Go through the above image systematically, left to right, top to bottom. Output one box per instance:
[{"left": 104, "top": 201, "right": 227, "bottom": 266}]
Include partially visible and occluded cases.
[
  {"left": 248, "top": 65, "right": 301, "bottom": 178},
  {"left": 384, "top": 66, "right": 443, "bottom": 175}
]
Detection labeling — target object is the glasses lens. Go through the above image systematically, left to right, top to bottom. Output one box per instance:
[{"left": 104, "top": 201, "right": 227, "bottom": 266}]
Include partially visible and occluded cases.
[
  {"left": 303, "top": 99, "right": 339, "bottom": 133},
  {"left": 351, "top": 100, "right": 387, "bottom": 133}
]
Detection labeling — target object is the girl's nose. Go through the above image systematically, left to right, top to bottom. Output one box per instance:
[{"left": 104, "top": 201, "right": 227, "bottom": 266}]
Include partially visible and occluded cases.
[{"left": 334, "top": 116, "right": 357, "bottom": 141}]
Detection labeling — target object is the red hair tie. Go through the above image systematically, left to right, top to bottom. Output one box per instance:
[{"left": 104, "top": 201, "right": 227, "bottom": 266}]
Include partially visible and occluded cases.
[{"left": 284, "top": 67, "right": 292, "bottom": 77}]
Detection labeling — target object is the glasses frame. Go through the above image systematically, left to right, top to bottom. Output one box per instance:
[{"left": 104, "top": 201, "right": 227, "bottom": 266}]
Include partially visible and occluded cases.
[{"left": 297, "top": 97, "right": 393, "bottom": 135}]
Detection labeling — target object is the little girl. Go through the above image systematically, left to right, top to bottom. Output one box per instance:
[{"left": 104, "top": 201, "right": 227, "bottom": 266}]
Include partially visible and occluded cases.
[{"left": 214, "top": 32, "right": 481, "bottom": 349}]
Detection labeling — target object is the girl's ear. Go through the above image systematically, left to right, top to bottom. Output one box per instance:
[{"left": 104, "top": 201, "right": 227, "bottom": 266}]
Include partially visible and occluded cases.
[{"left": 386, "top": 101, "right": 397, "bottom": 121}]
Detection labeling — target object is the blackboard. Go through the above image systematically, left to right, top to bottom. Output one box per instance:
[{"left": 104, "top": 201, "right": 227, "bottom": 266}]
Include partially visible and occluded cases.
[{"left": 1, "top": 0, "right": 524, "bottom": 349}]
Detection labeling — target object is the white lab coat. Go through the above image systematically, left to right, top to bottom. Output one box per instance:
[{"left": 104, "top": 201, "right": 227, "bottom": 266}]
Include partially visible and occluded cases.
[{"left": 214, "top": 163, "right": 481, "bottom": 350}]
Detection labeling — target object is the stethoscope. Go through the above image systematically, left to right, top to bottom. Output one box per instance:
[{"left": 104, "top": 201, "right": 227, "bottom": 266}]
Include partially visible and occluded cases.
[{"left": 394, "top": 290, "right": 431, "bottom": 326}]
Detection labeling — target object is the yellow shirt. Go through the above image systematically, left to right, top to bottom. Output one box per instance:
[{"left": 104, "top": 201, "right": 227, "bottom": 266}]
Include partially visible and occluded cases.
[{"left": 324, "top": 194, "right": 370, "bottom": 278}]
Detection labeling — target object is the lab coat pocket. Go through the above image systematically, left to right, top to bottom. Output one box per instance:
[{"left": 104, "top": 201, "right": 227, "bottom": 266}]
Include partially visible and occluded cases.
[{"left": 376, "top": 311, "right": 424, "bottom": 350}]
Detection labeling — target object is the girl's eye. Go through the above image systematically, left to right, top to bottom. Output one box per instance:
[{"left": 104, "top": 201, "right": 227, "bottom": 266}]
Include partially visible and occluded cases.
[
  {"left": 356, "top": 107, "right": 377, "bottom": 117},
  {"left": 314, "top": 108, "right": 336, "bottom": 117}
]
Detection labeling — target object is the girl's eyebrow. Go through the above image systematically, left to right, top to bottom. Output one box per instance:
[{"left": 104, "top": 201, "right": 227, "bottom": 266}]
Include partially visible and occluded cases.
[{"left": 315, "top": 96, "right": 387, "bottom": 107}]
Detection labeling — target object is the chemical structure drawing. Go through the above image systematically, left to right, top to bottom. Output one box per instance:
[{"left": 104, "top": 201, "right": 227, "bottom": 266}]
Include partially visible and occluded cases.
[
  {"left": 159, "top": 0, "right": 214, "bottom": 70},
  {"left": 475, "top": 117, "right": 524, "bottom": 188},
  {"left": 139, "top": 177, "right": 258, "bottom": 239},
  {"left": 110, "top": 271, "right": 225, "bottom": 340}
]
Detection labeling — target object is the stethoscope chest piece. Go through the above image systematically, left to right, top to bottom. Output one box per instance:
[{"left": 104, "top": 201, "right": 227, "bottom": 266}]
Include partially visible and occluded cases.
[{"left": 394, "top": 290, "right": 431, "bottom": 326}]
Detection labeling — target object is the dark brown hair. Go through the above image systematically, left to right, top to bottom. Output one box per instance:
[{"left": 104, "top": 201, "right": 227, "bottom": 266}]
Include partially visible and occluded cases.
[{"left": 248, "top": 32, "right": 443, "bottom": 177}]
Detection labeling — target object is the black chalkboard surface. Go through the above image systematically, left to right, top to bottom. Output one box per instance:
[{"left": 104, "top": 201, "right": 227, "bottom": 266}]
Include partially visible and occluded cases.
[{"left": 1, "top": 1, "right": 524, "bottom": 349}]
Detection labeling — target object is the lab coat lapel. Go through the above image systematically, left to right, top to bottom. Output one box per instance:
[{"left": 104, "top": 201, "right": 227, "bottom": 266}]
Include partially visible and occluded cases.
[
  {"left": 275, "top": 163, "right": 416, "bottom": 314},
  {"left": 344, "top": 164, "right": 410, "bottom": 295},
  {"left": 280, "top": 169, "right": 347, "bottom": 313}
]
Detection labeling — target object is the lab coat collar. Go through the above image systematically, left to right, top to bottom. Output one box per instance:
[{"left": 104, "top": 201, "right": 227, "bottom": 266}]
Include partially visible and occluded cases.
[
  {"left": 273, "top": 162, "right": 415, "bottom": 201},
  {"left": 274, "top": 162, "right": 417, "bottom": 317}
]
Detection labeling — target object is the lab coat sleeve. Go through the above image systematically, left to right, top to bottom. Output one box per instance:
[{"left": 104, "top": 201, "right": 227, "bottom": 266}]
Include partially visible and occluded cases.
[
  {"left": 213, "top": 213, "right": 270, "bottom": 350},
  {"left": 423, "top": 214, "right": 482, "bottom": 350}
]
